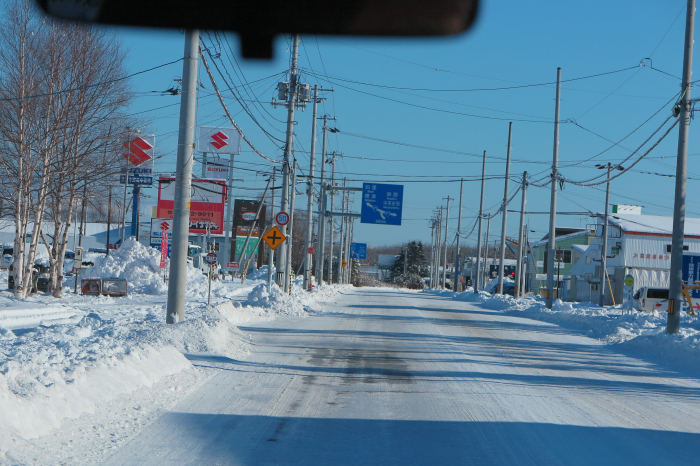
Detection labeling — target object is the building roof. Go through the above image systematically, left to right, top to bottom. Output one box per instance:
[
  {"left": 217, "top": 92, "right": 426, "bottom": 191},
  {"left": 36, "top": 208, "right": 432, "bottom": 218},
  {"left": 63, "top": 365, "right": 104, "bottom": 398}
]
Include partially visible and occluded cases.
[{"left": 599, "top": 213, "right": 700, "bottom": 237}]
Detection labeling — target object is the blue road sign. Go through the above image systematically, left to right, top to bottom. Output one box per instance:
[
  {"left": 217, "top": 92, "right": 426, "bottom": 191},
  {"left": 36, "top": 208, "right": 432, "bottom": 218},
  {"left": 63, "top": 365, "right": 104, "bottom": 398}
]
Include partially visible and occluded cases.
[
  {"left": 120, "top": 174, "right": 153, "bottom": 186},
  {"left": 361, "top": 183, "right": 403, "bottom": 225},
  {"left": 350, "top": 242, "right": 367, "bottom": 260},
  {"left": 682, "top": 253, "right": 700, "bottom": 299}
]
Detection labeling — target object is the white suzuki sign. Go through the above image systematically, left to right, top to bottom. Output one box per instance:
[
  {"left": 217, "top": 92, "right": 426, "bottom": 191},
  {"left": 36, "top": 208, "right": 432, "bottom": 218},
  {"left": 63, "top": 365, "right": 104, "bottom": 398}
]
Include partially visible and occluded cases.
[
  {"left": 197, "top": 126, "right": 241, "bottom": 155},
  {"left": 204, "top": 155, "right": 229, "bottom": 180}
]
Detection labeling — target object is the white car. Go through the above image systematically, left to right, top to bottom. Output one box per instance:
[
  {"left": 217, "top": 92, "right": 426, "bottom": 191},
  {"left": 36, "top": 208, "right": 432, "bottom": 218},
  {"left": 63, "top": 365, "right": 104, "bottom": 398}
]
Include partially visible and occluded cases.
[{"left": 633, "top": 287, "right": 669, "bottom": 312}]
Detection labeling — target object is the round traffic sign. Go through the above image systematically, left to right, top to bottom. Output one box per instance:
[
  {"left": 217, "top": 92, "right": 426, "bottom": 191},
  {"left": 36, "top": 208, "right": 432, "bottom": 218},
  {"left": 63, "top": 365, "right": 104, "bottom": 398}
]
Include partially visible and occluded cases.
[
  {"left": 276, "top": 211, "right": 290, "bottom": 226},
  {"left": 308, "top": 247, "right": 315, "bottom": 254},
  {"left": 206, "top": 252, "right": 218, "bottom": 264},
  {"left": 624, "top": 275, "right": 634, "bottom": 287}
]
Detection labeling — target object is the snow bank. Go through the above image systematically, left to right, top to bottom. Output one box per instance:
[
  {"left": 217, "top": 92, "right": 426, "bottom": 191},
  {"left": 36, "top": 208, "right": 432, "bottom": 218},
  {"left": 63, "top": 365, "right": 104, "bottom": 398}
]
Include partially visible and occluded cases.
[
  {"left": 82, "top": 238, "right": 167, "bottom": 295},
  {"left": 246, "top": 283, "right": 307, "bottom": 317},
  {"left": 429, "top": 288, "right": 700, "bottom": 374}
]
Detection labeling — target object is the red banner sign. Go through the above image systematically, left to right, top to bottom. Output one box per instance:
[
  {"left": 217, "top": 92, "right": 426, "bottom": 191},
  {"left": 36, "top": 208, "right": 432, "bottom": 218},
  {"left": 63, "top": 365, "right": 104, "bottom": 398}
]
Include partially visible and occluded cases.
[{"left": 157, "top": 177, "right": 227, "bottom": 234}]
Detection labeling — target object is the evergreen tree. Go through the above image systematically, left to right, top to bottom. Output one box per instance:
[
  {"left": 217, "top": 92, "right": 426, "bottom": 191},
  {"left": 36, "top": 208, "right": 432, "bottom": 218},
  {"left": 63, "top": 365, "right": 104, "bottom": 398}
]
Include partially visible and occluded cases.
[{"left": 390, "top": 241, "right": 428, "bottom": 288}]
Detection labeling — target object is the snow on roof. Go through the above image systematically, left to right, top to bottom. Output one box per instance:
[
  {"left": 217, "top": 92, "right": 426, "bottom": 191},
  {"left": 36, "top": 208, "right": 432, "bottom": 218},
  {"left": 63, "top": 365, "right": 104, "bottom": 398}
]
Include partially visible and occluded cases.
[
  {"left": 601, "top": 213, "right": 700, "bottom": 237},
  {"left": 531, "top": 230, "right": 589, "bottom": 248},
  {"left": 572, "top": 244, "right": 590, "bottom": 253}
]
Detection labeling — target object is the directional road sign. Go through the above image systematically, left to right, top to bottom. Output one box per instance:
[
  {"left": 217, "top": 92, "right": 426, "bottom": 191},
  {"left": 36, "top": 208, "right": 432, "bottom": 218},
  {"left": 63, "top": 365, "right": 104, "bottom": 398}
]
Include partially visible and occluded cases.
[
  {"left": 361, "top": 183, "right": 403, "bottom": 225},
  {"left": 275, "top": 211, "right": 290, "bottom": 226},
  {"left": 262, "top": 226, "right": 287, "bottom": 250},
  {"left": 350, "top": 242, "right": 367, "bottom": 260},
  {"left": 206, "top": 252, "right": 218, "bottom": 264},
  {"left": 342, "top": 259, "right": 347, "bottom": 268}
]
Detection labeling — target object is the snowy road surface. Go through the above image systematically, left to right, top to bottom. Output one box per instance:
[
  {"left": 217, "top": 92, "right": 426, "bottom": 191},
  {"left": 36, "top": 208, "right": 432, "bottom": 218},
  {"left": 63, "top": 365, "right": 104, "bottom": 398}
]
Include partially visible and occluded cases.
[{"left": 104, "top": 288, "right": 700, "bottom": 465}]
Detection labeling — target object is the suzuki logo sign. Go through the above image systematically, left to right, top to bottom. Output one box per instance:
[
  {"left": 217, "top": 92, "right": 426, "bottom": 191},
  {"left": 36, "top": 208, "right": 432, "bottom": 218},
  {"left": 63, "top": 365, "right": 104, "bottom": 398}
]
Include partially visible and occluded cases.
[
  {"left": 197, "top": 126, "right": 241, "bottom": 155},
  {"left": 210, "top": 131, "right": 229, "bottom": 149},
  {"left": 123, "top": 137, "right": 153, "bottom": 167},
  {"left": 241, "top": 212, "right": 257, "bottom": 221}
]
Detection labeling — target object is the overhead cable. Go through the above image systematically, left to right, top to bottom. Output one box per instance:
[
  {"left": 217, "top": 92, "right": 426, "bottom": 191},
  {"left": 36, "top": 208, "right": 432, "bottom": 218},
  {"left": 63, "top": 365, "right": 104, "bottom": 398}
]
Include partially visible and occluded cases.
[{"left": 198, "top": 46, "right": 283, "bottom": 165}]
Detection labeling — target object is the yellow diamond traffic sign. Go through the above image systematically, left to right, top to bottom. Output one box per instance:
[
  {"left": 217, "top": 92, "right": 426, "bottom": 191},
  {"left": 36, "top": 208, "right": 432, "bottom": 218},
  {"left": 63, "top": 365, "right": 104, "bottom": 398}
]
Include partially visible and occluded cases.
[
  {"left": 262, "top": 225, "right": 287, "bottom": 250},
  {"left": 342, "top": 259, "right": 348, "bottom": 268}
]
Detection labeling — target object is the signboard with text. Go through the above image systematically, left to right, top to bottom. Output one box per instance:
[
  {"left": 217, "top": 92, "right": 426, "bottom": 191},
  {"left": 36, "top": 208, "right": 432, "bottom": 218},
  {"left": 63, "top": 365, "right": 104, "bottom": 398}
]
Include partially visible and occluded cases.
[
  {"left": 121, "top": 134, "right": 155, "bottom": 186},
  {"left": 157, "top": 177, "right": 227, "bottom": 234},
  {"left": 360, "top": 183, "right": 403, "bottom": 226},
  {"left": 350, "top": 242, "right": 367, "bottom": 260},
  {"left": 682, "top": 253, "right": 700, "bottom": 300}
]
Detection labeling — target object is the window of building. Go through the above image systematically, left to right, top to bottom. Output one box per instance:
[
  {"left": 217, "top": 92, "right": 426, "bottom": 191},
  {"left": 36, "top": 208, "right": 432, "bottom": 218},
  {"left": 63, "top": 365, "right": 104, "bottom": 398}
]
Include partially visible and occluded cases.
[{"left": 667, "top": 244, "right": 689, "bottom": 253}]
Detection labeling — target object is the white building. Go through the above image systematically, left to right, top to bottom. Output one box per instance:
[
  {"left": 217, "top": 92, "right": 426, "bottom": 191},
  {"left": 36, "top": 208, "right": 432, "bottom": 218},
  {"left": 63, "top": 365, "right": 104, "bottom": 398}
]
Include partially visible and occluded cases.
[{"left": 570, "top": 211, "right": 700, "bottom": 305}]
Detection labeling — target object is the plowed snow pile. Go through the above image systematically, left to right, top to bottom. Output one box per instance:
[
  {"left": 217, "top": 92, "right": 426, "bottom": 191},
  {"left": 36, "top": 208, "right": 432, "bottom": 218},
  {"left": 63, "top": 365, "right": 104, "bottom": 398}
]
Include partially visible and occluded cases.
[{"left": 83, "top": 238, "right": 167, "bottom": 295}]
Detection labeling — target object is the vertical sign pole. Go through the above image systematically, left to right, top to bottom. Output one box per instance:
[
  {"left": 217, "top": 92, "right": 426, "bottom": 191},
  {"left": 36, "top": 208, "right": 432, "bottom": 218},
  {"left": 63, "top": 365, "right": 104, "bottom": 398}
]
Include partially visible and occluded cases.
[
  {"left": 668, "top": 0, "right": 695, "bottom": 334},
  {"left": 166, "top": 30, "right": 199, "bottom": 324},
  {"left": 546, "top": 68, "right": 562, "bottom": 309},
  {"left": 223, "top": 154, "right": 234, "bottom": 276},
  {"left": 106, "top": 185, "right": 112, "bottom": 255},
  {"left": 442, "top": 197, "right": 451, "bottom": 289}
]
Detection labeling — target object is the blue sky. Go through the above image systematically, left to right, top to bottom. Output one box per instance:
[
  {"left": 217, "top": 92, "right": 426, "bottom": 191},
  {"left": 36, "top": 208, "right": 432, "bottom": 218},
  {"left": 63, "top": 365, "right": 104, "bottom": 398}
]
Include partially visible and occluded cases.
[{"left": 113, "top": 0, "right": 696, "bottom": 248}]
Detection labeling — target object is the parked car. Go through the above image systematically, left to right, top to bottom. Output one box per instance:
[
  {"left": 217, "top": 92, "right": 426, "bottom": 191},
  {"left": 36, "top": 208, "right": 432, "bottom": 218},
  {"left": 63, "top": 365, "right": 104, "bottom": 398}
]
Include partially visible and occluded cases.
[{"left": 633, "top": 286, "right": 669, "bottom": 312}]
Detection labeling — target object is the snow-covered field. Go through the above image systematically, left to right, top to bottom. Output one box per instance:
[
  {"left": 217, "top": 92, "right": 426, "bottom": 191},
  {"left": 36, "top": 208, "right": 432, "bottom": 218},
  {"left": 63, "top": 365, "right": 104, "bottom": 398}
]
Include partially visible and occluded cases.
[
  {"left": 0, "top": 239, "right": 343, "bottom": 463},
  {"left": 428, "top": 287, "right": 700, "bottom": 374}
]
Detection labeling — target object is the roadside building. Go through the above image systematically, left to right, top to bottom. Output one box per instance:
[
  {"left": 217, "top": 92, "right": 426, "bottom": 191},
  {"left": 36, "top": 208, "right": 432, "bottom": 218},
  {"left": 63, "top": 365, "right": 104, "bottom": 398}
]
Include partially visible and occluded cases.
[
  {"left": 570, "top": 211, "right": 700, "bottom": 305},
  {"left": 526, "top": 228, "right": 593, "bottom": 299}
]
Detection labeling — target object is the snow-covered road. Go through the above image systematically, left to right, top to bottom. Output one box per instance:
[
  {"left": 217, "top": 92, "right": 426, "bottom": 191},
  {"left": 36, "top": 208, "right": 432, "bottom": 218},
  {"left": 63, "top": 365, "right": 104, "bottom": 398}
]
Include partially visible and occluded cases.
[{"left": 104, "top": 287, "right": 700, "bottom": 465}]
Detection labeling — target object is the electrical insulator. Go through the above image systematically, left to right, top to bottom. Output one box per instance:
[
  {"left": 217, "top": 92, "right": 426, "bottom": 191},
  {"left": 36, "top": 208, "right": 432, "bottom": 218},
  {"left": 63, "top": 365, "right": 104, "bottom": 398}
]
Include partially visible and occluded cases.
[
  {"left": 277, "top": 82, "right": 289, "bottom": 101},
  {"left": 297, "top": 83, "right": 311, "bottom": 103}
]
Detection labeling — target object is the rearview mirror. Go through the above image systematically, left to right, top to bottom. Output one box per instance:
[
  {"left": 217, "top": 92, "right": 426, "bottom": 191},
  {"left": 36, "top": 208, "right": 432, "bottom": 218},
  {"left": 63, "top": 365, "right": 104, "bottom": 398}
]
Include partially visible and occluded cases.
[{"left": 36, "top": 0, "right": 479, "bottom": 58}]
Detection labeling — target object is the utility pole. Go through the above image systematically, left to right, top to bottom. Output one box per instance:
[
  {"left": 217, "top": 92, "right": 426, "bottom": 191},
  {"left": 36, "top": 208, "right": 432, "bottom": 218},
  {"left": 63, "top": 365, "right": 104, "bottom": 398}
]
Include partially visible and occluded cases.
[
  {"left": 668, "top": 0, "right": 696, "bottom": 334},
  {"left": 166, "top": 29, "right": 199, "bottom": 324},
  {"left": 277, "top": 34, "right": 300, "bottom": 291},
  {"left": 546, "top": 67, "right": 562, "bottom": 309},
  {"left": 304, "top": 85, "right": 319, "bottom": 291},
  {"left": 316, "top": 115, "right": 329, "bottom": 283},
  {"left": 315, "top": 116, "right": 336, "bottom": 284},
  {"left": 498, "top": 122, "right": 513, "bottom": 294},
  {"left": 475, "top": 150, "right": 486, "bottom": 293},
  {"left": 327, "top": 151, "right": 339, "bottom": 284},
  {"left": 286, "top": 160, "right": 297, "bottom": 293},
  {"left": 599, "top": 163, "right": 612, "bottom": 306},
  {"left": 268, "top": 168, "right": 276, "bottom": 292},
  {"left": 515, "top": 172, "right": 528, "bottom": 297},
  {"left": 337, "top": 179, "right": 347, "bottom": 283},
  {"left": 455, "top": 179, "right": 463, "bottom": 292},
  {"left": 442, "top": 196, "right": 452, "bottom": 289},
  {"left": 436, "top": 208, "right": 443, "bottom": 288},
  {"left": 484, "top": 216, "right": 491, "bottom": 286}
]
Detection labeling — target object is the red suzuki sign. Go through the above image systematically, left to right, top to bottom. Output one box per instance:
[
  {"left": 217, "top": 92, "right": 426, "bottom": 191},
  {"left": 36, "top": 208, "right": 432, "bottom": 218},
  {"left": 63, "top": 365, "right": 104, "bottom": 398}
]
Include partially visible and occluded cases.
[
  {"left": 123, "top": 137, "right": 153, "bottom": 167},
  {"left": 157, "top": 177, "right": 226, "bottom": 234}
]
